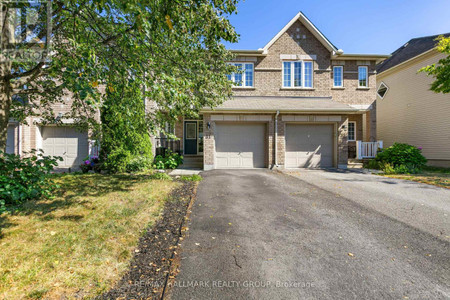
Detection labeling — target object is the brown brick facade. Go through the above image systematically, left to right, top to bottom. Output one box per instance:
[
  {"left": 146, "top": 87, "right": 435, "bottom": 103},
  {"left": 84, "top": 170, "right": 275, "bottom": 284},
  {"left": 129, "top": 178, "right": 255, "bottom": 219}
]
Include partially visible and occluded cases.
[{"left": 201, "top": 113, "right": 349, "bottom": 170}]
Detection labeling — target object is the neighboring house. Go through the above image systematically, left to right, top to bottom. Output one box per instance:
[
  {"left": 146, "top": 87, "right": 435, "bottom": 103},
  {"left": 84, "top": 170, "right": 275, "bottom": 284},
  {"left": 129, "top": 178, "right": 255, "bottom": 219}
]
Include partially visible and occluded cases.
[
  {"left": 6, "top": 11, "right": 388, "bottom": 170},
  {"left": 162, "top": 12, "right": 388, "bottom": 170},
  {"left": 376, "top": 33, "right": 450, "bottom": 168},
  {"left": 5, "top": 93, "right": 98, "bottom": 169}
]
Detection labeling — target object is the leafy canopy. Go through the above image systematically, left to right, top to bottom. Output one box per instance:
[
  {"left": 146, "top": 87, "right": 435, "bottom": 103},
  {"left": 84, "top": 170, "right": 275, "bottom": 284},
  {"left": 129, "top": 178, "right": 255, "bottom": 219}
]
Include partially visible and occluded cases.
[
  {"left": 1, "top": 0, "right": 239, "bottom": 148},
  {"left": 419, "top": 36, "right": 450, "bottom": 94}
]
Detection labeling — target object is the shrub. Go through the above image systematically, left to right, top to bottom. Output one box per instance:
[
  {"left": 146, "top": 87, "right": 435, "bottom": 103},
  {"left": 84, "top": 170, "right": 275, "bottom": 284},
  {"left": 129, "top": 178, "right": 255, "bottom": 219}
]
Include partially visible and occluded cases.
[
  {"left": 99, "top": 79, "right": 153, "bottom": 174},
  {"left": 376, "top": 143, "right": 427, "bottom": 168},
  {"left": 102, "top": 148, "right": 132, "bottom": 173},
  {"left": 0, "top": 151, "right": 62, "bottom": 212},
  {"left": 153, "top": 151, "right": 183, "bottom": 170},
  {"left": 153, "top": 155, "right": 166, "bottom": 170},
  {"left": 126, "top": 156, "right": 153, "bottom": 173},
  {"left": 364, "top": 159, "right": 380, "bottom": 170},
  {"left": 380, "top": 162, "right": 395, "bottom": 175},
  {"left": 150, "top": 172, "right": 172, "bottom": 181},
  {"left": 180, "top": 174, "right": 203, "bottom": 182}
]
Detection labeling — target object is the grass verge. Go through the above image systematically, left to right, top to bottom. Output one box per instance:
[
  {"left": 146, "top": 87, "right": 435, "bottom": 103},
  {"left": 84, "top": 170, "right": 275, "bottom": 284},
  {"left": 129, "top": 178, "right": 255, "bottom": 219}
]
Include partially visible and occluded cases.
[
  {"left": 381, "top": 166, "right": 450, "bottom": 189},
  {"left": 0, "top": 173, "right": 178, "bottom": 299}
]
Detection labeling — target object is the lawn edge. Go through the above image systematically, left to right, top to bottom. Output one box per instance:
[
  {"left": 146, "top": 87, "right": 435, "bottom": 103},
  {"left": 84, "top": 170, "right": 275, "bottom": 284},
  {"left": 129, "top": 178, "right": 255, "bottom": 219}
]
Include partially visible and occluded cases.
[{"left": 99, "top": 180, "right": 198, "bottom": 299}]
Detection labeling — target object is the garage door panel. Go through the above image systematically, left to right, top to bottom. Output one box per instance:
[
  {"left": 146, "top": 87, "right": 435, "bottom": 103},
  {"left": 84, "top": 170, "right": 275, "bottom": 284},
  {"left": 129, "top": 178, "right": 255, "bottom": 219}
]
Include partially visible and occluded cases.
[
  {"left": 215, "top": 123, "right": 266, "bottom": 169},
  {"left": 286, "top": 124, "right": 334, "bottom": 168},
  {"left": 42, "top": 126, "right": 88, "bottom": 168}
]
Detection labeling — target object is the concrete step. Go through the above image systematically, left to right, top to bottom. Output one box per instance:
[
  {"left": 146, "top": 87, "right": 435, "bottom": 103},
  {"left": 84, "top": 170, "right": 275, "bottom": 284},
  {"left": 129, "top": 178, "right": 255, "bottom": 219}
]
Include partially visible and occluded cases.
[{"left": 348, "top": 163, "right": 364, "bottom": 169}]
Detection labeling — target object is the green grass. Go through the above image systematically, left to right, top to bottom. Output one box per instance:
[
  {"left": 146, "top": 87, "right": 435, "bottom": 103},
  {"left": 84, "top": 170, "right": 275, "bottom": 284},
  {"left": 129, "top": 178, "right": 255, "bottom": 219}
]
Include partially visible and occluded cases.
[{"left": 0, "top": 173, "right": 178, "bottom": 299}]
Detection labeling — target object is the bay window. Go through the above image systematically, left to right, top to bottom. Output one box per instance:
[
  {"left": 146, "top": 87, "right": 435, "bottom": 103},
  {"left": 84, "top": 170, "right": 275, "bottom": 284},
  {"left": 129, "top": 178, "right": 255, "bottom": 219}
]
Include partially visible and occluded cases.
[{"left": 283, "top": 61, "right": 313, "bottom": 88}]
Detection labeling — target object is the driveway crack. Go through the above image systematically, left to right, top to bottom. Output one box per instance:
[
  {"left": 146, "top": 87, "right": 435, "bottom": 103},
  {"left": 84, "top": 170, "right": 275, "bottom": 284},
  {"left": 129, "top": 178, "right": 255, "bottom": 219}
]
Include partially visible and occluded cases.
[{"left": 232, "top": 254, "right": 242, "bottom": 269}]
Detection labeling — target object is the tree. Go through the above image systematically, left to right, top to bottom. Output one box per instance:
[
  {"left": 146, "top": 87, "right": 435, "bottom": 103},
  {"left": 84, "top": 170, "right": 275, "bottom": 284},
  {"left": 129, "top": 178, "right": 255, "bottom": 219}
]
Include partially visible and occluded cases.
[
  {"left": 0, "top": 0, "right": 238, "bottom": 151},
  {"left": 419, "top": 36, "right": 450, "bottom": 94},
  {"left": 100, "top": 77, "right": 153, "bottom": 173}
]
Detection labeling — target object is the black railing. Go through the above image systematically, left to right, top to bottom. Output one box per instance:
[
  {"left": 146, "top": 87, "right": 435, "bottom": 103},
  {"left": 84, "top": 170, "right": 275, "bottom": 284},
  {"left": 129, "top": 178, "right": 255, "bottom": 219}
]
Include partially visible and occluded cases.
[{"left": 155, "top": 138, "right": 181, "bottom": 157}]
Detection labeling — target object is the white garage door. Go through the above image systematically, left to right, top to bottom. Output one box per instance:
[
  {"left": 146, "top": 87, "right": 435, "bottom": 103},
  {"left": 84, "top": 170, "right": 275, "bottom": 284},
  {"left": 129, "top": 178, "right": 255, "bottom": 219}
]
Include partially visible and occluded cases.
[
  {"left": 215, "top": 123, "right": 266, "bottom": 169},
  {"left": 285, "top": 124, "right": 334, "bottom": 168},
  {"left": 6, "top": 125, "right": 17, "bottom": 154},
  {"left": 42, "top": 126, "right": 89, "bottom": 168}
]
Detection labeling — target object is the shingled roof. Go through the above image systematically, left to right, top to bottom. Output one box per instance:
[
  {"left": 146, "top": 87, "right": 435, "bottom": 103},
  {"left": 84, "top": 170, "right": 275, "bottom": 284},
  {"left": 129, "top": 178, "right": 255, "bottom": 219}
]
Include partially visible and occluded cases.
[
  {"left": 376, "top": 33, "right": 450, "bottom": 74},
  {"left": 202, "top": 96, "right": 360, "bottom": 113}
]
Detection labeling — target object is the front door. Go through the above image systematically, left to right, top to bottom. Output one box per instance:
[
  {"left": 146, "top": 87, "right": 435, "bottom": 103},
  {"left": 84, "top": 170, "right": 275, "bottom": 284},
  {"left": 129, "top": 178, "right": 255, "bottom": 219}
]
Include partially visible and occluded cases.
[{"left": 184, "top": 121, "right": 198, "bottom": 155}]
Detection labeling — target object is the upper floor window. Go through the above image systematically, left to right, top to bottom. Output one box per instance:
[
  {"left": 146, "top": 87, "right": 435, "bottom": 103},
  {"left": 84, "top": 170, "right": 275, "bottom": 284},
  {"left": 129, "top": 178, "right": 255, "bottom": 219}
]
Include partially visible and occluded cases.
[
  {"left": 283, "top": 61, "right": 313, "bottom": 88},
  {"left": 227, "top": 63, "right": 254, "bottom": 87},
  {"left": 333, "top": 66, "right": 343, "bottom": 87},
  {"left": 358, "top": 66, "right": 368, "bottom": 87}
]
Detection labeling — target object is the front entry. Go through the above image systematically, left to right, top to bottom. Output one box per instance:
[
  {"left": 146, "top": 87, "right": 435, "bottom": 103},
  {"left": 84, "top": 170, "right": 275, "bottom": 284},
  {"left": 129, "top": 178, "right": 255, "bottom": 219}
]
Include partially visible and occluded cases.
[{"left": 184, "top": 121, "right": 198, "bottom": 155}]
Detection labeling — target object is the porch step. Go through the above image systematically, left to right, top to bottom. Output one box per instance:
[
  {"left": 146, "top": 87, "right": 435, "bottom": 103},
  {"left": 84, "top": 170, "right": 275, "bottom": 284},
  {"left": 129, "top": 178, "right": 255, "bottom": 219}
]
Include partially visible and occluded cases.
[{"left": 348, "top": 159, "right": 364, "bottom": 169}]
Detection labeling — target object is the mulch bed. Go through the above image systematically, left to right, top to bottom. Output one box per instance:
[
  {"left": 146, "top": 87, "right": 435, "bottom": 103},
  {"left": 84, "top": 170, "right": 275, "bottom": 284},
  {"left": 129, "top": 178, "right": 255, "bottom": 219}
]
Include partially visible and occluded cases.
[{"left": 99, "top": 181, "right": 196, "bottom": 300}]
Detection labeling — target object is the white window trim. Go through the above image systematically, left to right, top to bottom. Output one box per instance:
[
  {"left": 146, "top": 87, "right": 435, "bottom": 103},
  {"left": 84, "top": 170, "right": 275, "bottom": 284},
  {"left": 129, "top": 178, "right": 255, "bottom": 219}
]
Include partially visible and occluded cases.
[
  {"left": 282, "top": 60, "right": 314, "bottom": 88},
  {"left": 228, "top": 62, "right": 254, "bottom": 87},
  {"left": 333, "top": 66, "right": 343, "bottom": 88},
  {"left": 358, "top": 66, "right": 369, "bottom": 88},
  {"left": 377, "top": 81, "right": 389, "bottom": 99},
  {"left": 348, "top": 121, "right": 356, "bottom": 141}
]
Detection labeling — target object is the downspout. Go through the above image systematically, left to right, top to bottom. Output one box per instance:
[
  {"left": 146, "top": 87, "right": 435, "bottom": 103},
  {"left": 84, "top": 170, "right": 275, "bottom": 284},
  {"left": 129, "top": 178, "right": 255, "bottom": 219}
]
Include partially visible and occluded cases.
[{"left": 274, "top": 110, "right": 279, "bottom": 168}]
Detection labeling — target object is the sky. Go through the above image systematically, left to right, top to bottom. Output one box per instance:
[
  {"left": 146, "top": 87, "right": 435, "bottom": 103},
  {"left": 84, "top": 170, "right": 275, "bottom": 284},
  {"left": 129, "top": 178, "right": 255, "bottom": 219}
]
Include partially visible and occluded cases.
[{"left": 223, "top": 0, "right": 450, "bottom": 54}]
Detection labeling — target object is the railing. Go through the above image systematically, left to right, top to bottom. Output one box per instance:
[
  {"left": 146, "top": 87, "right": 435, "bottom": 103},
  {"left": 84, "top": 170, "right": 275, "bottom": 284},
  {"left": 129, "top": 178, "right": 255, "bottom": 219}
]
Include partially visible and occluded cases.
[
  {"left": 155, "top": 138, "right": 181, "bottom": 156},
  {"left": 356, "top": 141, "right": 383, "bottom": 159}
]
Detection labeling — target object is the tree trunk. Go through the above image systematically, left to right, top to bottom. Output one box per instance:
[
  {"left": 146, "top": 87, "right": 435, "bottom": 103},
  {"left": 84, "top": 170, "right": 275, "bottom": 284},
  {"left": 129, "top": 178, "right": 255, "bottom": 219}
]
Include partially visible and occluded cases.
[
  {"left": 0, "top": 4, "right": 13, "bottom": 152},
  {"left": 0, "top": 80, "right": 12, "bottom": 152}
]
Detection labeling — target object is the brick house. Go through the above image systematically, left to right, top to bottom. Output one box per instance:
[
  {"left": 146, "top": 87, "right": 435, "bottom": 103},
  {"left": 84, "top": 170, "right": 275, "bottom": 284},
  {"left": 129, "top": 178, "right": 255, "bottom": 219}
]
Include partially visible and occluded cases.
[
  {"left": 6, "top": 11, "right": 388, "bottom": 170},
  {"left": 162, "top": 12, "right": 388, "bottom": 170}
]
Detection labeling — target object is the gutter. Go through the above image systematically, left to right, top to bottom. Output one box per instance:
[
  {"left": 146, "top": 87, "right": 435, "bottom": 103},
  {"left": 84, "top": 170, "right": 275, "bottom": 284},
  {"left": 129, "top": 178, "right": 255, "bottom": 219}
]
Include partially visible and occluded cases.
[
  {"left": 230, "top": 49, "right": 267, "bottom": 56},
  {"left": 201, "top": 108, "right": 363, "bottom": 114}
]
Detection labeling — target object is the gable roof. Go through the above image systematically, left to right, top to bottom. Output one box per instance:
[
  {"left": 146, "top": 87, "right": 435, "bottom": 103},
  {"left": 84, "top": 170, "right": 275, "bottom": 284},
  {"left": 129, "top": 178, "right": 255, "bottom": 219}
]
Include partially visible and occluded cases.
[
  {"left": 261, "top": 11, "right": 338, "bottom": 54},
  {"left": 377, "top": 33, "right": 450, "bottom": 74}
]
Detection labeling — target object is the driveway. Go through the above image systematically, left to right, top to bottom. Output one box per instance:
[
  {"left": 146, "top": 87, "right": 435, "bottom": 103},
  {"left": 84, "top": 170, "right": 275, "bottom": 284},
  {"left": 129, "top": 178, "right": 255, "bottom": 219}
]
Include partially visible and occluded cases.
[{"left": 169, "top": 170, "right": 450, "bottom": 300}]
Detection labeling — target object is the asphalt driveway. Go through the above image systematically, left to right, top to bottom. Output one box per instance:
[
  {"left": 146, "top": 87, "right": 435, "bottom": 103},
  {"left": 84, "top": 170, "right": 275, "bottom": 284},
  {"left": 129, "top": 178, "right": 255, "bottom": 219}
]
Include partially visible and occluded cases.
[{"left": 170, "top": 170, "right": 450, "bottom": 300}]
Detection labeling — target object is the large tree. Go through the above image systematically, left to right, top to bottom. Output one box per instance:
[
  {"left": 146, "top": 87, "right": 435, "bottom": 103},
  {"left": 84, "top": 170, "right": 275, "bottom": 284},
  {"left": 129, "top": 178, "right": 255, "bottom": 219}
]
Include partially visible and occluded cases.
[
  {"left": 0, "top": 0, "right": 238, "bottom": 151},
  {"left": 419, "top": 36, "right": 450, "bottom": 94}
]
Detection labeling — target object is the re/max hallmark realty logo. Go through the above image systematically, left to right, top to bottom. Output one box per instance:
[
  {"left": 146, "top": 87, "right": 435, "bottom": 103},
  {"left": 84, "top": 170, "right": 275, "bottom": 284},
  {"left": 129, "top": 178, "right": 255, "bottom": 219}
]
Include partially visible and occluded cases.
[{"left": 0, "top": 0, "right": 52, "bottom": 62}]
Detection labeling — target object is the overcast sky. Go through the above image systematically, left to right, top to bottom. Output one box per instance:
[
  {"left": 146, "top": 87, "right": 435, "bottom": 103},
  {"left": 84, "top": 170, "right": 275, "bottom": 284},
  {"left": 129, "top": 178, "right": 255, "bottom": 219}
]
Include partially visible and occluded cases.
[{"left": 223, "top": 0, "right": 450, "bottom": 54}]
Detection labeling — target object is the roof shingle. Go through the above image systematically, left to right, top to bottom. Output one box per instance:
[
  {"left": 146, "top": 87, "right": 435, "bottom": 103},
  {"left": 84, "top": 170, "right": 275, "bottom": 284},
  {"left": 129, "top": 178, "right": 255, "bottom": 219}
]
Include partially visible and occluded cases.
[
  {"left": 376, "top": 33, "right": 450, "bottom": 74},
  {"left": 202, "top": 96, "right": 359, "bottom": 113}
]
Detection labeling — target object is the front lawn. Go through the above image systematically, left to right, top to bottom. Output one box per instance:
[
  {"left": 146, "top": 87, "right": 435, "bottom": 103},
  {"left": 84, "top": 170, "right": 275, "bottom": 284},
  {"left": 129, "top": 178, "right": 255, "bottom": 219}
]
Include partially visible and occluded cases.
[
  {"left": 381, "top": 166, "right": 450, "bottom": 189},
  {"left": 0, "top": 173, "right": 179, "bottom": 299}
]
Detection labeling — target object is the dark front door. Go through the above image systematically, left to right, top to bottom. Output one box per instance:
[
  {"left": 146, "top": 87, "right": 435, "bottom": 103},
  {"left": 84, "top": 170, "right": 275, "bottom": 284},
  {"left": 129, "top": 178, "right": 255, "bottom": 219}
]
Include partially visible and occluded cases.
[{"left": 184, "top": 121, "right": 198, "bottom": 155}]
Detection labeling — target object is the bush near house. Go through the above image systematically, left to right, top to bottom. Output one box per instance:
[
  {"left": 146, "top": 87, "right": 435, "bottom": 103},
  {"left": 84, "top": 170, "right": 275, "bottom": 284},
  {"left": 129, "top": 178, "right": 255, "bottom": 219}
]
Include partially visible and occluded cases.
[
  {"left": 366, "top": 143, "right": 427, "bottom": 174},
  {"left": 153, "top": 150, "right": 183, "bottom": 170},
  {"left": 0, "top": 151, "right": 62, "bottom": 212}
]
